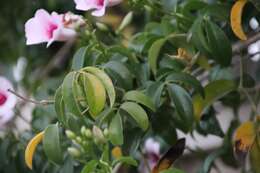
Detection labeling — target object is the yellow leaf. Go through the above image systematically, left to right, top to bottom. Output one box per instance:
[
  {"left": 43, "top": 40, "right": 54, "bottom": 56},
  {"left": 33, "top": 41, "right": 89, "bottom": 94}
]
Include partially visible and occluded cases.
[
  {"left": 230, "top": 0, "right": 248, "bottom": 40},
  {"left": 234, "top": 121, "right": 256, "bottom": 160},
  {"left": 25, "top": 131, "right": 44, "bottom": 169},
  {"left": 112, "top": 146, "right": 122, "bottom": 159}
]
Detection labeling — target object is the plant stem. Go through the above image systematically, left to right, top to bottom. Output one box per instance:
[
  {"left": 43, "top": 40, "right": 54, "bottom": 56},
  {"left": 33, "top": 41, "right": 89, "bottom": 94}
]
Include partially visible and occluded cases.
[{"left": 8, "top": 89, "right": 54, "bottom": 106}]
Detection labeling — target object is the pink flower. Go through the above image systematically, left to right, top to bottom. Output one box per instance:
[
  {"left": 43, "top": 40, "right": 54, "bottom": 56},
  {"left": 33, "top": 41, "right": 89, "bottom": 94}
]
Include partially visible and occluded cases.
[
  {"left": 74, "top": 0, "right": 122, "bottom": 16},
  {"left": 25, "top": 9, "right": 83, "bottom": 47},
  {"left": 0, "top": 77, "right": 17, "bottom": 127},
  {"left": 138, "top": 138, "right": 161, "bottom": 173}
]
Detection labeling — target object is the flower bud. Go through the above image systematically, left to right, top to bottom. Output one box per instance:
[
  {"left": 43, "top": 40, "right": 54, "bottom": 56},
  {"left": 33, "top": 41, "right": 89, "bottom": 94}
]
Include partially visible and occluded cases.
[
  {"left": 63, "top": 12, "right": 85, "bottom": 29},
  {"left": 117, "top": 12, "right": 133, "bottom": 33},
  {"left": 96, "top": 22, "right": 109, "bottom": 32},
  {"left": 81, "top": 126, "right": 86, "bottom": 136},
  {"left": 92, "top": 126, "right": 106, "bottom": 144},
  {"left": 103, "top": 128, "right": 109, "bottom": 138},
  {"left": 85, "top": 129, "right": 92, "bottom": 138},
  {"left": 65, "top": 130, "right": 76, "bottom": 139},
  {"left": 76, "top": 137, "right": 82, "bottom": 144},
  {"left": 67, "top": 147, "right": 81, "bottom": 157}
]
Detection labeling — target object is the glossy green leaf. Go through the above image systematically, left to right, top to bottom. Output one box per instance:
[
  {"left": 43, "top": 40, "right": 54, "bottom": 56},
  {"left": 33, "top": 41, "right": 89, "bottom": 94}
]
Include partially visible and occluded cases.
[
  {"left": 191, "top": 17, "right": 210, "bottom": 54},
  {"left": 205, "top": 20, "right": 232, "bottom": 66},
  {"left": 148, "top": 37, "right": 167, "bottom": 75},
  {"left": 71, "top": 47, "right": 87, "bottom": 70},
  {"left": 104, "top": 61, "right": 133, "bottom": 90},
  {"left": 83, "top": 67, "right": 116, "bottom": 107},
  {"left": 62, "top": 72, "right": 82, "bottom": 116},
  {"left": 80, "top": 72, "right": 106, "bottom": 117},
  {"left": 166, "top": 72, "right": 205, "bottom": 97},
  {"left": 193, "top": 80, "right": 236, "bottom": 120},
  {"left": 146, "top": 82, "right": 165, "bottom": 108},
  {"left": 167, "top": 84, "right": 194, "bottom": 130},
  {"left": 54, "top": 86, "right": 66, "bottom": 126},
  {"left": 123, "top": 90, "right": 156, "bottom": 112},
  {"left": 120, "top": 102, "right": 149, "bottom": 131},
  {"left": 109, "top": 113, "right": 123, "bottom": 145},
  {"left": 43, "top": 124, "right": 63, "bottom": 165},
  {"left": 112, "top": 156, "right": 137, "bottom": 167}
]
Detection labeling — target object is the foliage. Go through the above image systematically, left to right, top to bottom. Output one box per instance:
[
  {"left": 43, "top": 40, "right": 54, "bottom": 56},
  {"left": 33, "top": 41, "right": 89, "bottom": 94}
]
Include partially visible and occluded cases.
[{"left": 1, "top": 0, "right": 260, "bottom": 173}]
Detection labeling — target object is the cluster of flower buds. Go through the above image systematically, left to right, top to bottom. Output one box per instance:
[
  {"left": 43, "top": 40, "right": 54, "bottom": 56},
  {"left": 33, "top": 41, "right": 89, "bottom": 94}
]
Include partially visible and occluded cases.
[{"left": 65, "top": 125, "right": 108, "bottom": 158}]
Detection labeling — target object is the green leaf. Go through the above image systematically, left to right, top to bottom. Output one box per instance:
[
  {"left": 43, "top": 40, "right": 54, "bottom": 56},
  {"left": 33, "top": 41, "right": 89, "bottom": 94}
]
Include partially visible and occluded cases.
[
  {"left": 191, "top": 17, "right": 210, "bottom": 54},
  {"left": 205, "top": 20, "right": 232, "bottom": 66},
  {"left": 148, "top": 37, "right": 167, "bottom": 75},
  {"left": 71, "top": 47, "right": 87, "bottom": 70},
  {"left": 104, "top": 61, "right": 133, "bottom": 90},
  {"left": 82, "top": 67, "right": 116, "bottom": 107},
  {"left": 62, "top": 72, "right": 82, "bottom": 116},
  {"left": 80, "top": 72, "right": 106, "bottom": 117},
  {"left": 166, "top": 72, "right": 205, "bottom": 97},
  {"left": 193, "top": 80, "right": 236, "bottom": 120},
  {"left": 146, "top": 82, "right": 165, "bottom": 108},
  {"left": 167, "top": 84, "right": 194, "bottom": 130},
  {"left": 54, "top": 86, "right": 66, "bottom": 126},
  {"left": 123, "top": 90, "right": 156, "bottom": 112},
  {"left": 120, "top": 102, "right": 149, "bottom": 131},
  {"left": 109, "top": 113, "right": 123, "bottom": 145},
  {"left": 43, "top": 124, "right": 63, "bottom": 165},
  {"left": 199, "top": 150, "right": 225, "bottom": 173},
  {"left": 112, "top": 156, "right": 138, "bottom": 167},
  {"left": 81, "top": 160, "right": 98, "bottom": 173},
  {"left": 161, "top": 168, "right": 186, "bottom": 173}
]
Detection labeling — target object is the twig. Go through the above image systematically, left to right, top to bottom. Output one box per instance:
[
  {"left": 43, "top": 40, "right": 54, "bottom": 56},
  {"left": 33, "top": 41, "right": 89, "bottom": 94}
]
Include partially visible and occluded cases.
[
  {"left": 232, "top": 32, "right": 260, "bottom": 54},
  {"left": 8, "top": 89, "right": 54, "bottom": 106}
]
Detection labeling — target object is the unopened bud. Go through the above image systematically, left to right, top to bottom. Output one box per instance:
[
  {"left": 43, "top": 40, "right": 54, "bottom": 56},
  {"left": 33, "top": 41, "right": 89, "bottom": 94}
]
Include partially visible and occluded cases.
[
  {"left": 117, "top": 12, "right": 133, "bottom": 33},
  {"left": 96, "top": 22, "right": 109, "bottom": 32},
  {"left": 81, "top": 126, "right": 86, "bottom": 135},
  {"left": 92, "top": 126, "right": 106, "bottom": 144},
  {"left": 103, "top": 128, "right": 109, "bottom": 138},
  {"left": 85, "top": 129, "right": 92, "bottom": 138},
  {"left": 65, "top": 130, "right": 76, "bottom": 139},
  {"left": 76, "top": 137, "right": 82, "bottom": 144},
  {"left": 67, "top": 147, "right": 81, "bottom": 157}
]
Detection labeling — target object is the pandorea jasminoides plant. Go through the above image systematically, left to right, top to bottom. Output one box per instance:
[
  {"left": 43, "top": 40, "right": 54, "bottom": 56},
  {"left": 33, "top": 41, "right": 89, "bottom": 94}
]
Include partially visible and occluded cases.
[
  {"left": 17, "top": 0, "right": 260, "bottom": 173},
  {"left": 74, "top": 0, "right": 122, "bottom": 16},
  {"left": 25, "top": 9, "right": 85, "bottom": 47},
  {"left": 0, "top": 77, "right": 16, "bottom": 127}
]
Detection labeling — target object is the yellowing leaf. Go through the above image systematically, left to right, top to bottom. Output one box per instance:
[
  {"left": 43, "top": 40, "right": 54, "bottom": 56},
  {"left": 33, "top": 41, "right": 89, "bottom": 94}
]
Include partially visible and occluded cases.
[
  {"left": 230, "top": 0, "right": 248, "bottom": 40},
  {"left": 81, "top": 72, "right": 106, "bottom": 117},
  {"left": 234, "top": 121, "right": 256, "bottom": 160},
  {"left": 25, "top": 131, "right": 44, "bottom": 170},
  {"left": 112, "top": 146, "right": 122, "bottom": 159}
]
